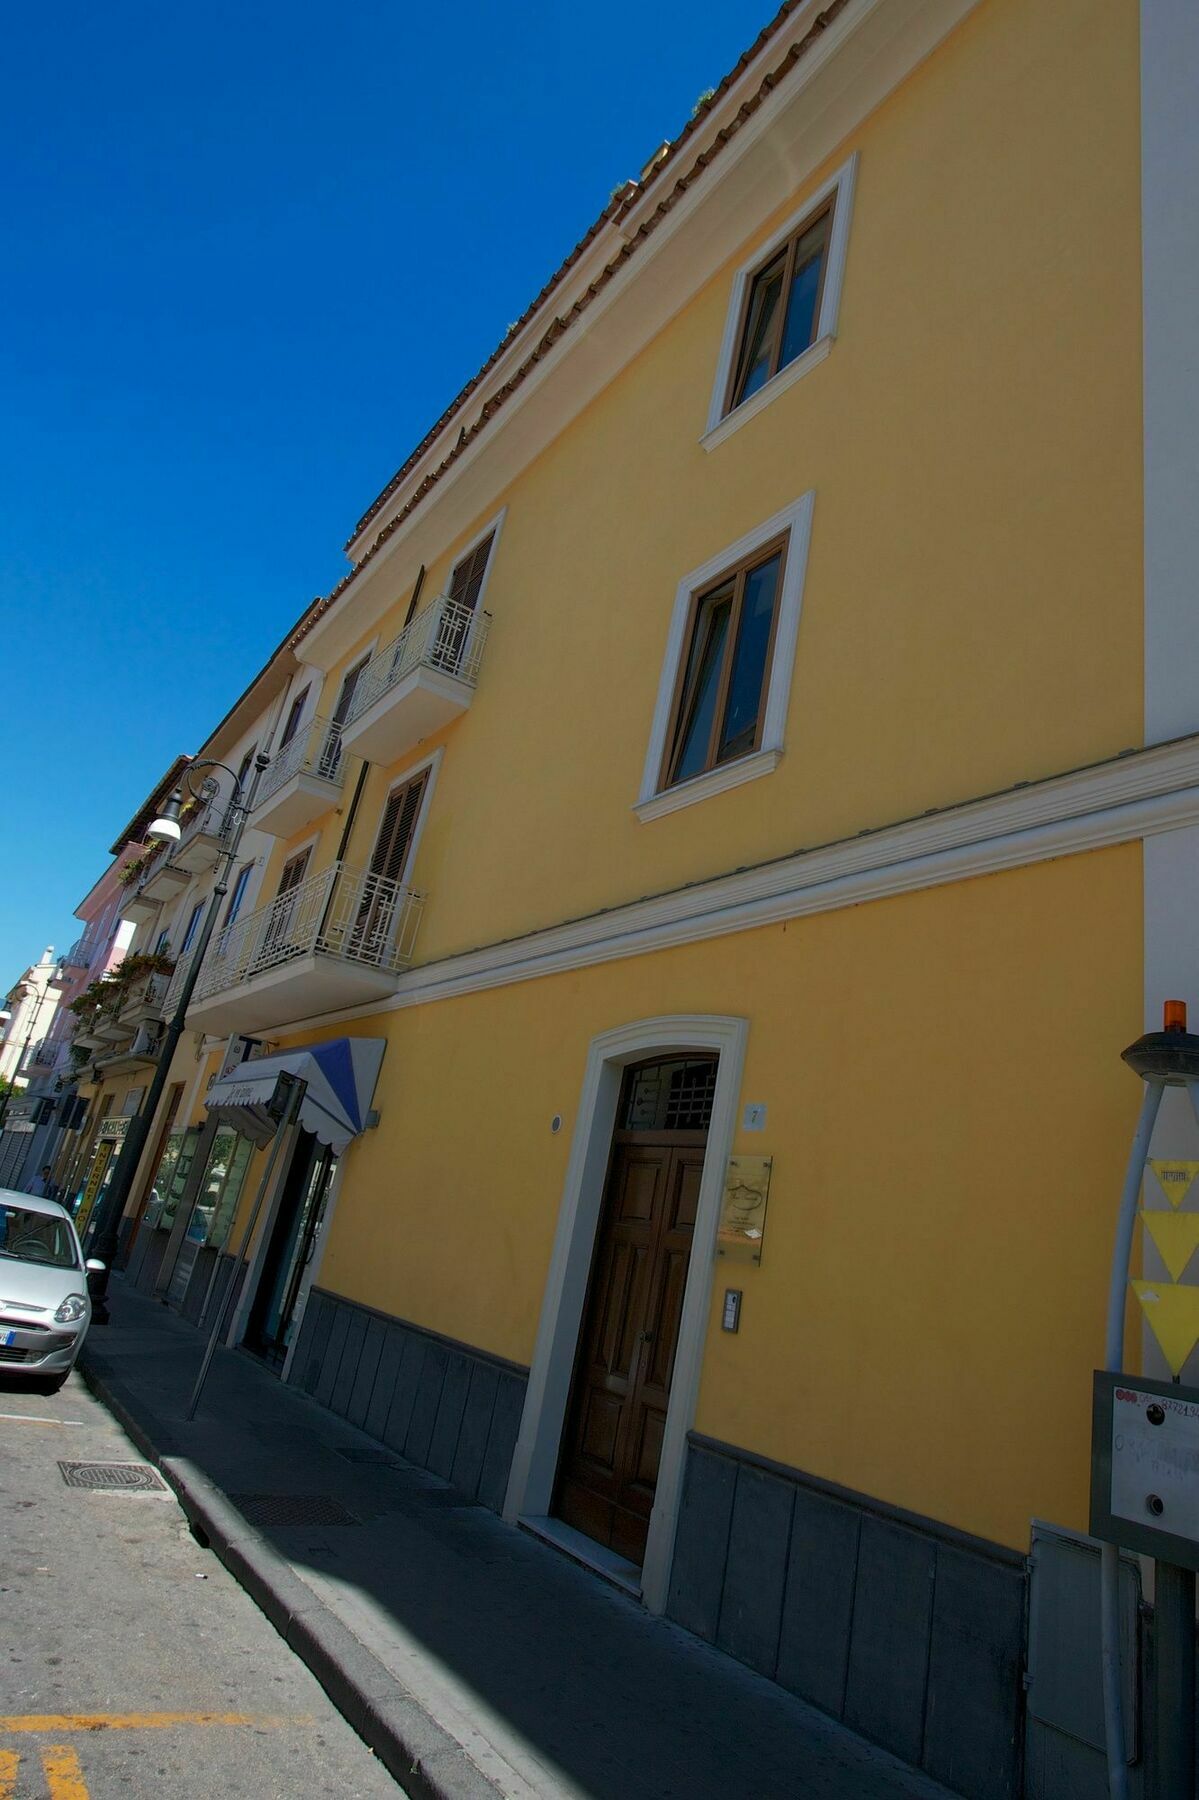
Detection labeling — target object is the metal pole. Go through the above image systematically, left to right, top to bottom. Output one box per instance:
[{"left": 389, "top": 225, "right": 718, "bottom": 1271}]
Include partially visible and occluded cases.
[
  {"left": 87, "top": 754, "right": 270, "bottom": 1316},
  {"left": 186, "top": 1076, "right": 303, "bottom": 1420},
  {"left": 1101, "top": 1078, "right": 1164, "bottom": 1800},
  {"left": 1101, "top": 1079, "right": 1165, "bottom": 1798},
  {"left": 1150, "top": 1079, "right": 1199, "bottom": 1799},
  {"left": 1154, "top": 1560, "right": 1196, "bottom": 1799}
]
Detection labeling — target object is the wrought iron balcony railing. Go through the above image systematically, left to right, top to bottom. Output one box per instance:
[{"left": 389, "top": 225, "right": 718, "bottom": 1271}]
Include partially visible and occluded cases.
[
  {"left": 345, "top": 596, "right": 490, "bottom": 729},
  {"left": 253, "top": 714, "right": 346, "bottom": 812},
  {"left": 160, "top": 793, "right": 233, "bottom": 876},
  {"left": 187, "top": 860, "right": 424, "bottom": 1008},
  {"left": 62, "top": 933, "right": 102, "bottom": 971}
]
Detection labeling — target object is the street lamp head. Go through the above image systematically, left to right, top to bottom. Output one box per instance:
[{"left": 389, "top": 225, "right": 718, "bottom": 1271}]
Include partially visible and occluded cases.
[{"left": 147, "top": 789, "right": 184, "bottom": 842}]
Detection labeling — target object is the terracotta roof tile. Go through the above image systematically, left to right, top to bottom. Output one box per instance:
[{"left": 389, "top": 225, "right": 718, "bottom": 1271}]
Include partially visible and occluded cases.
[{"left": 294, "top": 0, "right": 849, "bottom": 649}]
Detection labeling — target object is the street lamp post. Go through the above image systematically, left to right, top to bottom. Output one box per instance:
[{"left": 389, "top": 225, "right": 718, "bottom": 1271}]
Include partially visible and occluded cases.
[{"left": 87, "top": 751, "right": 270, "bottom": 1320}]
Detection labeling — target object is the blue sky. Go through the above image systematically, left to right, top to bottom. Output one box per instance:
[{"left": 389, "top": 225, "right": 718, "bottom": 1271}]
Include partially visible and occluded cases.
[{"left": 0, "top": 0, "right": 767, "bottom": 981}]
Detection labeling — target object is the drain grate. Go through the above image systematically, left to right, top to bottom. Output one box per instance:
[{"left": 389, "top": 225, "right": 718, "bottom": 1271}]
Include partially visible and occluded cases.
[
  {"left": 334, "top": 1446, "right": 403, "bottom": 1468},
  {"left": 59, "top": 1461, "right": 167, "bottom": 1493},
  {"left": 231, "top": 1493, "right": 360, "bottom": 1528}
]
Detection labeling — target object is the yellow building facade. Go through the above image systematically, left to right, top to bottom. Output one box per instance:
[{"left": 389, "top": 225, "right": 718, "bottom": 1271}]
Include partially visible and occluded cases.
[{"left": 87, "top": 1, "right": 1199, "bottom": 1793}]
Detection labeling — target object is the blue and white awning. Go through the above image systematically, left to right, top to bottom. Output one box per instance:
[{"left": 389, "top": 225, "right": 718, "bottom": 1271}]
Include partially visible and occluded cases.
[{"left": 204, "top": 1037, "right": 385, "bottom": 1155}]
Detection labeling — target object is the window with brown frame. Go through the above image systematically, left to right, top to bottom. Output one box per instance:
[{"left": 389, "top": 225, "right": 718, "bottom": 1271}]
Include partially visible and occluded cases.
[
  {"left": 726, "top": 205, "right": 832, "bottom": 415},
  {"left": 661, "top": 536, "right": 788, "bottom": 791}
]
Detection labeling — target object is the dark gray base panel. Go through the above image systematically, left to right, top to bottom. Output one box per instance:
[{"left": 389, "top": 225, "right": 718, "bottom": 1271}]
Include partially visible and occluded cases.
[
  {"left": 127, "top": 1225, "right": 168, "bottom": 1294},
  {"left": 289, "top": 1288, "right": 528, "bottom": 1515},
  {"left": 668, "top": 1436, "right": 1026, "bottom": 1800}
]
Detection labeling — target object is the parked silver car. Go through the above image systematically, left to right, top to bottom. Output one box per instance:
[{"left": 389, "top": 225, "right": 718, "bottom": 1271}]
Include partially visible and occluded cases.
[{"left": 0, "top": 1188, "right": 102, "bottom": 1392}]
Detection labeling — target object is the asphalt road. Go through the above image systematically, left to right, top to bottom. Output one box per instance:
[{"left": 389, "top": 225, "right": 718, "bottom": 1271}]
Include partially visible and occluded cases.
[{"left": 0, "top": 1367, "right": 405, "bottom": 1799}]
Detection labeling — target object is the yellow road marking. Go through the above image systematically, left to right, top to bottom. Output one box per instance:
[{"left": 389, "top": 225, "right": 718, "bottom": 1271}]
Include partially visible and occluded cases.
[
  {"left": 0, "top": 1712, "right": 301, "bottom": 1733},
  {"left": 43, "top": 1746, "right": 89, "bottom": 1799},
  {"left": 0, "top": 1748, "right": 17, "bottom": 1797}
]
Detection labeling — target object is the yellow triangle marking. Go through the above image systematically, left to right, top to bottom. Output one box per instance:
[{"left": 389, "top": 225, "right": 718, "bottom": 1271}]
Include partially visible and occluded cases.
[
  {"left": 1148, "top": 1160, "right": 1199, "bottom": 1210},
  {"left": 1143, "top": 1211, "right": 1199, "bottom": 1282},
  {"left": 1132, "top": 1280, "right": 1199, "bottom": 1377}
]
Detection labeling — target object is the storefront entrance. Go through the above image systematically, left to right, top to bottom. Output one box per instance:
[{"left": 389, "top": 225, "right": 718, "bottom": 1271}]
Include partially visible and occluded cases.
[
  {"left": 554, "top": 1055, "right": 715, "bottom": 1565},
  {"left": 244, "top": 1129, "right": 337, "bottom": 1368}
]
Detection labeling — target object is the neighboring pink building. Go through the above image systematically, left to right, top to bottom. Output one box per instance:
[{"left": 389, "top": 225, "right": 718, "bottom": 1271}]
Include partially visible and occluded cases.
[{"left": 0, "top": 756, "right": 189, "bottom": 1191}]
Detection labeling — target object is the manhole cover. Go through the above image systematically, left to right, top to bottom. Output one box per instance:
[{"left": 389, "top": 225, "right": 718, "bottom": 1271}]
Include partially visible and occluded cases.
[
  {"left": 334, "top": 1446, "right": 403, "bottom": 1467},
  {"left": 59, "top": 1461, "right": 167, "bottom": 1493},
  {"left": 231, "top": 1493, "right": 360, "bottom": 1528}
]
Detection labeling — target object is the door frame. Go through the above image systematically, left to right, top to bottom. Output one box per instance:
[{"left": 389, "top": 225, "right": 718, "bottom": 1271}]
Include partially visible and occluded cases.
[
  {"left": 504, "top": 1013, "right": 747, "bottom": 1613},
  {"left": 225, "top": 1119, "right": 304, "bottom": 1346},
  {"left": 280, "top": 1149, "right": 349, "bottom": 1383}
]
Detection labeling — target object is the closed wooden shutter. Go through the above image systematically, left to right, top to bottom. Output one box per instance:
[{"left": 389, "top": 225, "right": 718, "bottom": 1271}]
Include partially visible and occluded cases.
[
  {"left": 448, "top": 534, "right": 494, "bottom": 616},
  {"left": 334, "top": 658, "right": 368, "bottom": 727},
  {"left": 320, "top": 659, "right": 369, "bottom": 776},
  {"left": 279, "top": 689, "right": 309, "bottom": 749},
  {"left": 370, "top": 772, "right": 428, "bottom": 883},
  {"left": 277, "top": 849, "right": 311, "bottom": 895}
]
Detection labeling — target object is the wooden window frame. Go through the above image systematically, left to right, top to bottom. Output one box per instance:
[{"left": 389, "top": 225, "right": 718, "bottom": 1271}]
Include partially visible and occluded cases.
[
  {"left": 703, "top": 154, "right": 858, "bottom": 449},
  {"left": 723, "top": 205, "right": 833, "bottom": 417},
  {"left": 636, "top": 492, "right": 816, "bottom": 823},
  {"left": 659, "top": 533, "right": 789, "bottom": 793}
]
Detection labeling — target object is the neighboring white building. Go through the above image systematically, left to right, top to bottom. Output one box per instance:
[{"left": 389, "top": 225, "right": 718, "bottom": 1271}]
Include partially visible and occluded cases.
[{"left": 0, "top": 949, "right": 63, "bottom": 1089}]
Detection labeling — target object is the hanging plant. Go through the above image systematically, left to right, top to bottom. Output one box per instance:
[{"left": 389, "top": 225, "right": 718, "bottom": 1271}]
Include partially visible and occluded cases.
[
  {"left": 118, "top": 854, "right": 150, "bottom": 888},
  {"left": 114, "top": 951, "right": 175, "bottom": 986}
]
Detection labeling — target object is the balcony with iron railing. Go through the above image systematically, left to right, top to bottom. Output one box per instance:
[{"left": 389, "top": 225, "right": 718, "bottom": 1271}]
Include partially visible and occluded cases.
[
  {"left": 339, "top": 595, "right": 491, "bottom": 768},
  {"left": 250, "top": 714, "right": 346, "bottom": 839},
  {"left": 170, "top": 793, "right": 234, "bottom": 874},
  {"left": 141, "top": 840, "right": 191, "bottom": 901},
  {"left": 181, "top": 859, "right": 424, "bottom": 1035},
  {"left": 62, "top": 931, "right": 103, "bottom": 972},
  {"left": 117, "top": 971, "right": 171, "bottom": 1029},
  {"left": 94, "top": 1021, "right": 163, "bottom": 1077},
  {"left": 24, "top": 1038, "right": 59, "bottom": 1074}
]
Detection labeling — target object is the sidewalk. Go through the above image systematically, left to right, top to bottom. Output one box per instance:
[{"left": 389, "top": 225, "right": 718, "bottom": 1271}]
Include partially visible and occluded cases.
[{"left": 81, "top": 1282, "right": 961, "bottom": 1800}]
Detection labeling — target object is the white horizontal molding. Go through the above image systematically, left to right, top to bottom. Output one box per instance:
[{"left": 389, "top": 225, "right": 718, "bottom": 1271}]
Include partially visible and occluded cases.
[
  {"left": 700, "top": 337, "right": 832, "bottom": 452},
  {"left": 264, "top": 733, "right": 1199, "bottom": 1036},
  {"left": 634, "top": 750, "right": 781, "bottom": 822}
]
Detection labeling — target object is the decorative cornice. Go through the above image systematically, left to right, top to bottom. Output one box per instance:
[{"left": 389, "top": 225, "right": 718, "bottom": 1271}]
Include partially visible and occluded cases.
[{"left": 258, "top": 733, "right": 1199, "bottom": 1037}]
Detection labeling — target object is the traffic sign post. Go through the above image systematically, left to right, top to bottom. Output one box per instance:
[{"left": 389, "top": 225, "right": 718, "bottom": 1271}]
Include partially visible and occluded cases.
[{"left": 1092, "top": 1006, "right": 1199, "bottom": 1800}]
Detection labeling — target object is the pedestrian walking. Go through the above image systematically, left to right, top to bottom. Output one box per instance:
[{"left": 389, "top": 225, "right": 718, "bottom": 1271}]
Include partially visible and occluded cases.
[{"left": 26, "top": 1164, "right": 60, "bottom": 1202}]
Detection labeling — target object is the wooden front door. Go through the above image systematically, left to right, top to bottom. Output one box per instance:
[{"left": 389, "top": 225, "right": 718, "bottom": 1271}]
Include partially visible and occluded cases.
[{"left": 556, "top": 1059, "right": 714, "bottom": 1565}]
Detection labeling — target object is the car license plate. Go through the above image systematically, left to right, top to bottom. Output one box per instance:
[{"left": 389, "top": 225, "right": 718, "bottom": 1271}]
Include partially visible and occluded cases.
[{"left": 0, "top": 1330, "right": 14, "bottom": 1348}]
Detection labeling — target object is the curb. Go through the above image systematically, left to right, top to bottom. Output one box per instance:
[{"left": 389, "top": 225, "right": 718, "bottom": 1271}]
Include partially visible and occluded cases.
[{"left": 78, "top": 1348, "right": 501, "bottom": 1800}]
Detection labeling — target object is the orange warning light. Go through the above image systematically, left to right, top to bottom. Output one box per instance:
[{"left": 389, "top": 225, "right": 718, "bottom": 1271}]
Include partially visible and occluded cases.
[{"left": 1164, "top": 999, "right": 1188, "bottom": 1033}]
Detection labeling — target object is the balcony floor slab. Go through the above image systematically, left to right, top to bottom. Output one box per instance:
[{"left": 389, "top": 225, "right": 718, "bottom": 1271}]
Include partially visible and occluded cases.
[
  {"left": 339, "top": 665, "right": 472, "bottom": 768},
  {"left": 251, "top": 771, "right": 344, "bottom": 839},
  {"left": 186, "top": 952, "right": 400, "bottom": 1035}
]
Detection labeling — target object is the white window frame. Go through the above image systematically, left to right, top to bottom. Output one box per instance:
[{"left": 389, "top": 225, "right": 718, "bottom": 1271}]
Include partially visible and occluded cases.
[
  {"left": 702, "top": 153, "right": 858, "bottom": 452},
  {"left": 635, "top": 492, "right": 815, "bottom": 823},
  {"left": 445, "top": 506, "right": 507, "bottom": 615},
  {"left": 274, "top": 678, "right": 314, "bottom": 753},
  {"left": 371, "top": 746, "right": 443, "bottom": 889}
]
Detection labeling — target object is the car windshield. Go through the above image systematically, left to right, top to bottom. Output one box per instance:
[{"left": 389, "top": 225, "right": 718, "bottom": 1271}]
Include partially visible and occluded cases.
[{"left": 0, "top": 1204, "right": 79, "bottom": 1269}]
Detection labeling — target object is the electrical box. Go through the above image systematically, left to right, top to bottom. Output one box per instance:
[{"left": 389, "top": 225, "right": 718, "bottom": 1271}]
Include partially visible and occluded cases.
[{"left": 1091, "top": 1370, "right": 1199, "bottom": 1571}]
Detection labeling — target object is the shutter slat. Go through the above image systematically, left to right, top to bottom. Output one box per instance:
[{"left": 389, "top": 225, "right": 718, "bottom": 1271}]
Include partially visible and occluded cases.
[{"left": 370, "top": 772, "right": 428, "bottom": 883}]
